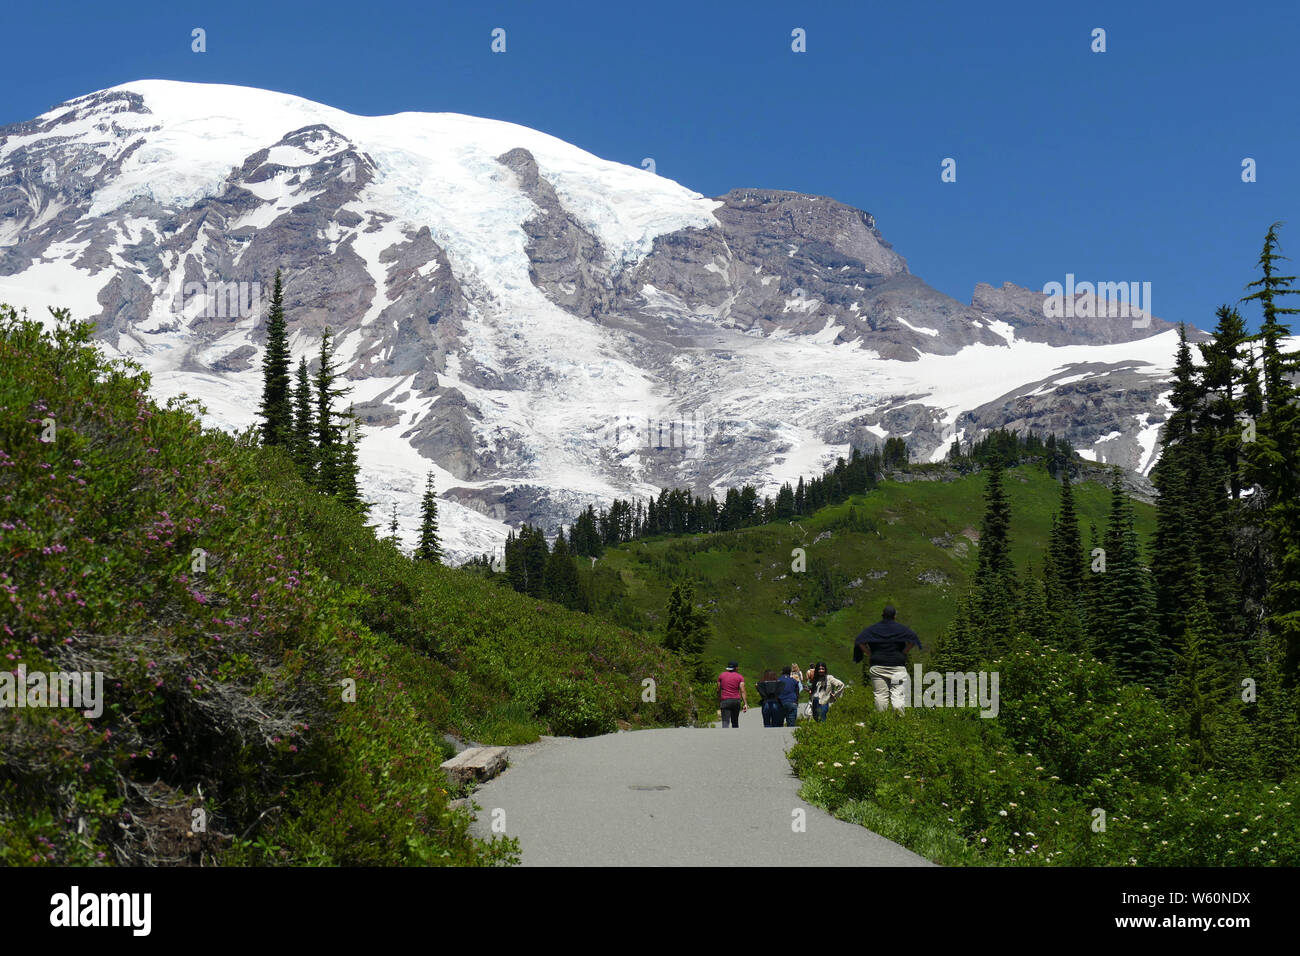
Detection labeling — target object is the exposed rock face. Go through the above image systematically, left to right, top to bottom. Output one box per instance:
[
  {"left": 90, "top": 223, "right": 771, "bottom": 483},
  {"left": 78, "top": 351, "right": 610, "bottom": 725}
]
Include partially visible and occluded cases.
[
  {"left": 0, "top": 80, "right": 1230, "bottom": 561},
  {"left": 611, "top": 189, "right": 1001, "bottom": 361},
  {"left": 971, "top": 281, "right": 1198, "bottom": 347}
]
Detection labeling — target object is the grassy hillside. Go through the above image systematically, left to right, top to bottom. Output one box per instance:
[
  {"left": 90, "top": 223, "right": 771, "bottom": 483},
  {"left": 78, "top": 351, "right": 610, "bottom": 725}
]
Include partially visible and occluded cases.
[
  {"left": 0, "top": 307, "right": 693, "bottom": 866},
  {"left": 583, "top": 466, "right": 1155, "bottom": 680}
]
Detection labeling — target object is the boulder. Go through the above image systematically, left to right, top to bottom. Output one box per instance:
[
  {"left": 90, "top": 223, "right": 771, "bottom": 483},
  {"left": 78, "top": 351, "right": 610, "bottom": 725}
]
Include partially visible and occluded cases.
[{"left": 439, "top": 746, "right": 509, "bottom": 787}]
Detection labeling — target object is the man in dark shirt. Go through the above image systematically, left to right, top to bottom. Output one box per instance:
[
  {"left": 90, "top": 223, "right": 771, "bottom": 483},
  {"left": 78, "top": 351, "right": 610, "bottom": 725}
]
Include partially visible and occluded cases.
[
  {"left": 853, "top": 605, "right": 923, "bottom": 712},
  {"left": 776, "top": 665, "right": 801, "bottom": 726}
]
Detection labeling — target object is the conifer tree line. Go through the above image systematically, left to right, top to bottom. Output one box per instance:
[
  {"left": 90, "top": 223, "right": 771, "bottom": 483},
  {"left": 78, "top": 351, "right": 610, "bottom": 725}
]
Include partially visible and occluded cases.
[
  {"left": 941, "top": 224, "right": 1300, "bottom": 778},
  {"left": 255, "top": 269, "right": 366, "bottom": 512},
  {"left": 472, "top": 424, "right": 1078, "bottom": 647},
  {"left": 551, "top": 430, "right": 1066, "bottom": 558},
  {"left": 563, "top": 445, "right": 883, "bottom": 549},
  {"left": 462, "top": 524, "right": 587, "bottom": 611}
]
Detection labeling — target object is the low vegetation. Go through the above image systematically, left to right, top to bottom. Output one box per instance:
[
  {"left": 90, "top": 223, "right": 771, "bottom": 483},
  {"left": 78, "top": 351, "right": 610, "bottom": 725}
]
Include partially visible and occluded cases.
[{"left": 0, "top": 306, "right": 693, "bottom": 866}]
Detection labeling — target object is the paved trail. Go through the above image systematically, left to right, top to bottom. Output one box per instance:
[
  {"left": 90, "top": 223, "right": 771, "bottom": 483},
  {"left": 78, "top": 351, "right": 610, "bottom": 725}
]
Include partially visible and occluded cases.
[{"left": 469, "top": 711, "right": 932, "bottom": 866}]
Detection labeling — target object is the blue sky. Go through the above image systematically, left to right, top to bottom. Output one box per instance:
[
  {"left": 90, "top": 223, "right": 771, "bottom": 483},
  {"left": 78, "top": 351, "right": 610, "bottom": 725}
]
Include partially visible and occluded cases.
[{"left": 4, "top": 0, "right": 1296, "bottom": 332}]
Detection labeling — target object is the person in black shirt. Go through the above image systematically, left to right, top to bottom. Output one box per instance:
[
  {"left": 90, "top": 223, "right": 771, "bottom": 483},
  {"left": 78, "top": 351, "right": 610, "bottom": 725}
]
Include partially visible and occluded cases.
[
  {"left": 852, "top": 605, "right": 923, "bottom": 712},
  {"left": 775, "top": 666, "right": 801, "bottom": 726},
  {"left": 756, "top": 670, "right": 785, "bottom": 727}
]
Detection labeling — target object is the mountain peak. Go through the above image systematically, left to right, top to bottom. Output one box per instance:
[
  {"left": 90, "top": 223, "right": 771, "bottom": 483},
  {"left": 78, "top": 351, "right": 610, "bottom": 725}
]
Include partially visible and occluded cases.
[{"left": 0, "top": 81, "right": 1198, "bottom": 559}]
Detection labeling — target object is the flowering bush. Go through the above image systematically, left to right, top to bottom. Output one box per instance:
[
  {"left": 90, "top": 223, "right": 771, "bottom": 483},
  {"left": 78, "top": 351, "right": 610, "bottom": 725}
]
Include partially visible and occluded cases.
[
  {"left": 0, "top": 307, "right": 689, "bottom": 865},
  {"left": 789, "top": 640, "right": 1300, "bottom": 866}
]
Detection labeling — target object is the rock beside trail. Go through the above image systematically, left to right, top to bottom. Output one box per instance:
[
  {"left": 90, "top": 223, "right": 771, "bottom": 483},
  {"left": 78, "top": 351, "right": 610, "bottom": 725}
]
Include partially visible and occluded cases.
[{"left": 440, "top": 747, "right": 509, "bottom": 786}]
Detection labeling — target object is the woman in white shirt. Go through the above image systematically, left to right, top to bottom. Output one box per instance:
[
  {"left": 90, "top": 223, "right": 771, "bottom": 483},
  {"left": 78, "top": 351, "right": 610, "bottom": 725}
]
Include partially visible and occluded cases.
[{"left": 808, "top": 662, "right": 845, "bottom": 722}]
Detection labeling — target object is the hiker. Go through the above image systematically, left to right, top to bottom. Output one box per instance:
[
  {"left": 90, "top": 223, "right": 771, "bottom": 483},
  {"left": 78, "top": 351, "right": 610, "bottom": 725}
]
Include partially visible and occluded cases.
[
  {"left": 853, "top": 604, "right": 923, "bottom": 713},
  {"left": 717, "top": 661, "right": 748, "bottom": 728},
  {"left": 792, "top": 662, "right": 813, "bottom": 720},
  {"left": 808, "top": 662, "right": 844, "bottom": 722},
  {"left": 777, "top": 664, "right": 802, "bottom": 726},
  {"left": 756, "top": 669, "right": 784, "bottom": 727}
]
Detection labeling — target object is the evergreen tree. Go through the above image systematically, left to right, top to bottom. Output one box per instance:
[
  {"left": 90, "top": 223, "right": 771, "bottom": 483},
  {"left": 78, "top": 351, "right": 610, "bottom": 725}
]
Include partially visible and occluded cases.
[
  {"left": 1240, "top": 223, "right": 1300, "bottom": 682},
  {"left": 1243, "top": 223, "right": 1300, "bottom": 410},
  {"left": 257, "top": 270, "right": 293, "bottom": 447},
  {"left": 1198, "top": 305, "right": 1248, "bottom": 498},
  {"left": 1148, "top": 319, "right": 1245, "bottom": 657},
  {"left": 1163, "top": 323, "right": 1203, "bottom": 444},
  {"left": 312, "top": 327, "right": 350, "bottom": 495},
  {"left": 291, "top": 356, "right": 314, "bottom": 474},
  {"left": 335, "top": 406, "right": 365, "bottom": 513},
  {"left": 1151, "top": 433, "right": 1201, "bottom": 651},
  {"left": 970, "top": 461, "right": 1017, "bottom": 653},
  {"left": 976, "top": 461, "right": 1013, "bottom": 587},
  {"left": 1047, "top": 469, "right": 1084, "bottom": 596},
  {"left": 1096, "top": 469, "right": 1163, "bottom": 684},
  {"left": 1044, "top": 470, "right": 1086, "bottom": 648},
  {"left": 415, "top": 472, "right": 442, "bottom": 563},
  {"left": 775, "top": 482, "right": 795, "bottom": 519},
  {"left": 387, "top": 501, "right": 400, "bottom": 545},
  {"left": 569, "top": 506, "right": 600, "bottom": 558},
  {"left": 1082, "top": 520, "right": 1107, "bottom": 654},
  {"left": 520, "top": 525, "right": 550, "bottom": 598},
  {"left": 504, "top": 530, "right": 526, "bottom": 593},
  {"left": 544, "top": 533, "right": 586, "bottom": 611},
  {"left": 1019, "top": 564, "right": 1051, "bottom": 642},
  {"left": 663, "top": 580, "right": 711, "bottom": 681},
  {"left": 1172, "top": 587, "right": 1230, "bottom": 771},
  {"left": 935, "top": 592, "right": 980, "bottom": 671},
  {"left": 1250, "top": 631, "right": 1300, "bottom": 778}
]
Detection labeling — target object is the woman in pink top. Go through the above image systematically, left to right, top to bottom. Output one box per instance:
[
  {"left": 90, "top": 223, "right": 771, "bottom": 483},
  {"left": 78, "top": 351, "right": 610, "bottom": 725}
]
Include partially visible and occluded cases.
[{"left": 717, "top": 661, "right": 749, "bottom": 728}]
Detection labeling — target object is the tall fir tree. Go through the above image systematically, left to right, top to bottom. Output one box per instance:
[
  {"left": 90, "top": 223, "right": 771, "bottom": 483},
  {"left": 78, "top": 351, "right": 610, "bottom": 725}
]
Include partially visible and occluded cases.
[
  {"left": 1240, "top": 223, "right": 1300, "bottom": 682},
  {"left": 257, "top": 270, "right": 293, "bottom": 447},
  {"left": 1198, "top": 305, "right": 1248, "bottom": 498},
  {"left": 1163, "top": 323, "right": 1203, "bottom": 444},
  {"left": 312, "top": 327, "right": 350, "bottom": 495},
  {"left": 291, "top": 356, "right": 314, "bottom": 475},
  {"left": 335, "top": 406, "right": 365, "bottom": 513},
  {"left": 1151, "top": 437, "right": 1202, "bottom": 652},
  {"left": 973, "top": 460, "right": 1017, "bottom": 652},
  {"left": 975, "top": 461, "right": 1013, "bottom": 585},
  {"left": 1044, "top": 469, "right": 1086, "bottom": 648},
  {"left": 1096, "top": 469, "right": 1163, "bottom": 684},
  {"left": 415, "top": 472, "right": 442, "bottom": 563},
  {"left": 387, "top": 501, "right": 400, "bottom": 545},
  {"left": 505, "top": 525, "right": 550, "bottom": 598},
  {"left": 504, "top": 530, "right": 526, "bottom": 593},
  {"left": 544, "top": 532, "right": 586, "bottom": 611},
  {"left": 1019, "top": 563, "right": 1051, "bottom": 642},
  {"left": 663, "top": 580, "right": 711, "bottom": 682},
  {"left": 1171, "top": 584, "right": 1232, "bottom": 771},
  {"left": 935, "top": 592, "right": 980, "bottom": 671},
  {"left": 1248, "top": 626, "right": 1300, "bottom": 779}
]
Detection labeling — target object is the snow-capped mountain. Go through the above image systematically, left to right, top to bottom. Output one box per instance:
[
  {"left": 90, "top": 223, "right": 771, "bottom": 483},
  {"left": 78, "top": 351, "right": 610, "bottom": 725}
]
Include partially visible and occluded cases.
[{"left": 0, "top": 80, "right": 1208, "bottom": 560}]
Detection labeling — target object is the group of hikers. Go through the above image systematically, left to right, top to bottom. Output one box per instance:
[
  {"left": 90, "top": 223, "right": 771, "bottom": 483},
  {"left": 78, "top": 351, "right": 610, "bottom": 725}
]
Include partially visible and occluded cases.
[{"left": 715, "top": 605, "right": 923, "bottom": 727}]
